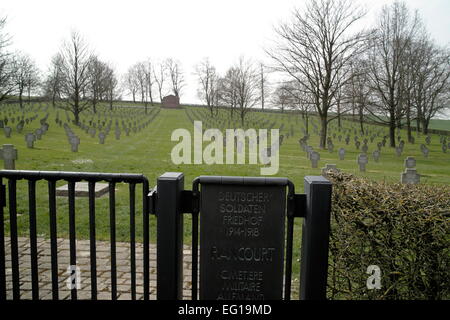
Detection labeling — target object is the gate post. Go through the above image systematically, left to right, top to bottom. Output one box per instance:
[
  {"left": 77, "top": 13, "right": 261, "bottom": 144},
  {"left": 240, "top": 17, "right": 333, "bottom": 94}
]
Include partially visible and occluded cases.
[
  {"left": 156, "top": 172, "right": 184, "bottom": 300},
  {"left": 300, "top": 176, "right": 332, "bottom": 300}
]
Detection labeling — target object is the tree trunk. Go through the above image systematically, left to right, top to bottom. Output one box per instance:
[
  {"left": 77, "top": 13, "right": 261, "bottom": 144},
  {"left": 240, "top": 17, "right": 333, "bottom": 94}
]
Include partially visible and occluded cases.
[
  {"left": 19, "top": 89, "right": 24, "bottom": 109},
  {"left": 337, "top": 101, "right": 341, "bottom": 131},
  {"left": 406, "top": 102, "right": 412, "bottom": 142},
  {"left": 359, "top": 106, "right": 364, "bottom": 135},
  {"left": 74, "top": 109, "right": 80, "bottom": 125},
  {"left": 389, "top": 112, "right": 396, "bottom": 147},
  {"left": 305, "top": 113, "right": 309, "bottom": 135},
  {"left": 319, "top": 115, "right": 327, "bottom": 149},
  {"left": 416, "top": 117, "right": 421, "bottom": 135},
  {"left": 422, "top": 118, "right": 429, "bottom": 135}
]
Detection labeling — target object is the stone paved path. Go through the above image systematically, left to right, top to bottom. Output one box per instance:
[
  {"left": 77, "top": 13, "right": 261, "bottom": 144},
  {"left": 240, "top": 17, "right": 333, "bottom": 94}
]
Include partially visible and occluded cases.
[{"left": 4, "top": 237, "right": 194, "bottom": 300}]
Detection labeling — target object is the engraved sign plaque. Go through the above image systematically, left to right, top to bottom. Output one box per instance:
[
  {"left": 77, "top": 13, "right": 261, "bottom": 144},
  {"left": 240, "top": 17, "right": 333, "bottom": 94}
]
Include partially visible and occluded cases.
[{"left": 199, "top": 182, "right": 286, "bottom": 300}]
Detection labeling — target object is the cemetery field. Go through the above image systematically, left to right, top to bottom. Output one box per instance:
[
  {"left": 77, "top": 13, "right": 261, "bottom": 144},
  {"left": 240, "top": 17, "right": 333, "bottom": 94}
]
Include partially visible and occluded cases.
[{"left": 1, "top": 102, "right": 450, "bottom": 280}]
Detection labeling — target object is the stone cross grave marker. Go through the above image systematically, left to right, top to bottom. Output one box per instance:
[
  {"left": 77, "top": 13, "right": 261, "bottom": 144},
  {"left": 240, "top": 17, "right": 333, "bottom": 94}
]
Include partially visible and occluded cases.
[
  {"left": 16, "top": 121, "right": 24, "bottom": 133},
  {"left": 4, "top": 126, "right": 12, "bottom": 138},
  {"left": 35, "top": 128, "right": 43, "bottom": 140},
  {"left": 89, "top": 128, "right": 96, "bottom": 138},
  {"left": 99, "top": 132, "right": 106, "bottom": 144},
  {"left": 25, "top": 133, "right": 36, "bottom": 148},
  {"left": 70, "top": 136, "right": 80, "bottom": 152},
  {"left": 425, "top": 136, "right": 431, "bottom": 145},
  {"left": 327, "top": 142, "right": 334, "bottom": 153},
  {"left": 377, "top": 142, "right": 382, "bottom": 151},
  {"left": 0, "top": 144, "right": 18, "bottom": 169},
  {"left": 361, "top": 144, "right": 368, "bottom": 154},
  {"left": 420, "top": 144, "right": 429, "bottom": 158},
  {"left": 306, "top": 146, "right": 314, "bottom": 159},
  {"left": 338, "top": 148, "right": 345, "bottom": 160},
  {"left": 372, "top": 150, "right": 380, "bottom": 162},
  {"left": 310, "top": 151, "right": 320, "bottom": 168},
  {"left": 357, "top": 153, "right": 368, "bottom": 172},
  {"left": 401, "top": 156, "right": 420, "bottom": 184},
  {"left": 405, "top": 156, "right": 416, "bottom": 169},
  {"left": 321, "top": 164, "right": 340, "bottom": 177},
  {"left": 401, "top": 169, "right": 420, "bottom": 184}
]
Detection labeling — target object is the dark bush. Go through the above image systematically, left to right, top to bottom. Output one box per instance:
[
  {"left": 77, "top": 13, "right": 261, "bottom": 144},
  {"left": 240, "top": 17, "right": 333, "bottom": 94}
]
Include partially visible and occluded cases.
[{"left": 326, "top": 172, "right": 450, "bottom": 300}]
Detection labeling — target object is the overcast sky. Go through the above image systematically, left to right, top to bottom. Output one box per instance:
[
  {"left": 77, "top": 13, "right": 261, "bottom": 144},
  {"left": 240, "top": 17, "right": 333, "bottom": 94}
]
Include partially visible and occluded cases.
[{"left": 1, "top": 0, "right": 449, "bottom": 114}]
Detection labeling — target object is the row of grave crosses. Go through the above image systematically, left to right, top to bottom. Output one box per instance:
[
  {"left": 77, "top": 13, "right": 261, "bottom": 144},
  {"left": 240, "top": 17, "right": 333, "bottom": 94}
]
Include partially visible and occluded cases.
[{"left": 321, "top": 156, "right": 421, "bottom": 184}]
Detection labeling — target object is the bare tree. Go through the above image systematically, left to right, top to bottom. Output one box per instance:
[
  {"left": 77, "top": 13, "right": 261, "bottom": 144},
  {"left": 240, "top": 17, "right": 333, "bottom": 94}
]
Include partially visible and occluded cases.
[
  {"left": 268, "top": 0, "right": 367, "bottom": 149},
  {"left": 365, "top": 1, "right": 422, "bottom": 147},
  {"left": 0, "top": 16, "right": 15, "bottom": 103},
  {"left": 58, "top": 31, "right": 92, "bottom": 125},
  {"left": 411, "top": 38, "right": 450, "bottom": 134},
  {"left": 12, "top": 52, "right": 39, "bottom": 108},
  {"left": 43, "top": 54, "right": 64, "bottom": 107},
  {"left": 87, "top": 55, "right": 108, "bottom": 113},
  {"left": 234, "top": 57, "right": 260, "bottom": 126},
  {"left": 166, "top": 58, "right": 184, "bottom": 98},
  {"left": 195, "top": 58, "right": 218, "bottom": 116},
  {"left": 346, "top": 58, "right": 371, "bottom": 134},
  {"left": 144, "top": 59, "right": 154, "bottom": 106},
  {"left": 153, "top": 60, "right": 167, "bottom": 102},
  {"left": 134, "top": 62, "right": 148, "bottom": 109},
  {"left": 104, "top": 63, "right": 119, "bottom": 110},
  {"left": 260, "top": 63, "right": 269, "bottom": 110},
  {"left": 123, "top": 65, "right": 138, "bottom": 103},
  {"left": 217, "top": 67, "right": 239, "bottom": 119},
  {"left": 283, "top": 79, "right": 315, "bottom": 134},
  {"left": 272, "top": 82, "right": 293, "bottom": 113}
]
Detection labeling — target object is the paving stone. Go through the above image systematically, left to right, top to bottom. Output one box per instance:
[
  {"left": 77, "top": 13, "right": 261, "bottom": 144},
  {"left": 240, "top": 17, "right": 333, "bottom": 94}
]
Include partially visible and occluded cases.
[{"left": 5, "top": 237, "right": 193, "bottom": 300}]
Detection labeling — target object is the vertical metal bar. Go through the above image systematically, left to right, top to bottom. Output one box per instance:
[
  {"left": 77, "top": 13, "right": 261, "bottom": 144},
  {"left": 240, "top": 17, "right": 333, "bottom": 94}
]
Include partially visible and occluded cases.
[
  {"left": 156, "top": 172, "right": 184, "bottom": 300},
  {"left": 300, "top": 176, "right": 332, "bottom": 300},
  {"left": 0, "top": 178, "right": 6, "bottom": 301},
  {"left": 8, "top": 179, "right": 20, "bottom": 300},
  {"left": 191, "top": 179, "right": 200, "bottom": 301},
  {"left": 28, "top": 180, "right": 39, "bottom": 300},
  {"left": 48, "top": 180, "right": 59, "bottom": 300},
  {"left": 68, "top": 181, "right": 77, "bottom": 300},
  {"left": 88, "top": 181, "right": 97, "bottom": 300},
  {"left": 109, "top": 181, "right": 117, "bottom": 300},
  {"left": 143, "top": 181, "right": 149, "bottom": 300},
  {"left": 129, "top": 183, "right": 136, "bottom": 300},
  {"left": 191, "top": 211, "right": 198, "bottom": 301},
  {"left": 284, "top": 215, "right": 294, "bottom": 301}
]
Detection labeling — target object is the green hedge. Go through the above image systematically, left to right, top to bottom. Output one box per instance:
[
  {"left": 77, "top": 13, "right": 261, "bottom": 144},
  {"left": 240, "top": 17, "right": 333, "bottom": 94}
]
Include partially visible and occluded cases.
[{"left": 326, "top": 172, "right": 450, "bottom": 300}]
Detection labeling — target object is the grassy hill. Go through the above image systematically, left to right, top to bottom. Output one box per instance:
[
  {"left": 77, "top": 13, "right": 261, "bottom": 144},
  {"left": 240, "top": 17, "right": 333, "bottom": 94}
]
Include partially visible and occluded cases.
[{"left": 1, "top": 101, "right": 449, "bottom": 284}]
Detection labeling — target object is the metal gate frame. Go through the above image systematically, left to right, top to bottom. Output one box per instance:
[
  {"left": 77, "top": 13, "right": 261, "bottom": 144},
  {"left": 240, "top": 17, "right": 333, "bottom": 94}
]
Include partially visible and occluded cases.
[{"left": 0, "top": 170, "right": 331, "bottom": 301}]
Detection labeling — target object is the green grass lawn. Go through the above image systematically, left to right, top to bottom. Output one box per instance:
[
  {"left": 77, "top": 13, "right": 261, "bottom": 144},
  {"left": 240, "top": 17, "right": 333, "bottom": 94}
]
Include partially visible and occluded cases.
[{"left": 1, "top": 102, "right": 449, "bottom": 284}]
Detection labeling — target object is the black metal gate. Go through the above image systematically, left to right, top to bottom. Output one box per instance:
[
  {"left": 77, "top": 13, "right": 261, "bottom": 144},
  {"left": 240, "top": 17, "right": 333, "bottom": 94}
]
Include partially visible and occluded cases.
[
  {"left": 0, "top": 170, "right": 332, "bottom": 301},
  {"left": 0, "top": 170, "right": 150, "bottom": 300}
]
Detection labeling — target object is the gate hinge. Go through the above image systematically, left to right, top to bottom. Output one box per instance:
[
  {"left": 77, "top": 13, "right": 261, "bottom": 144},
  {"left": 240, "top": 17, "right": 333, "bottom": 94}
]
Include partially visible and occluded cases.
[
  {"left": 148, "top": 187, "right": 157, "bottom": 215},
  {"left": 181, "top": 190, "right": 199, "bottom": 214},
  {"left": 287, "top": 193, "right": 306, "bottom": 218}
]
